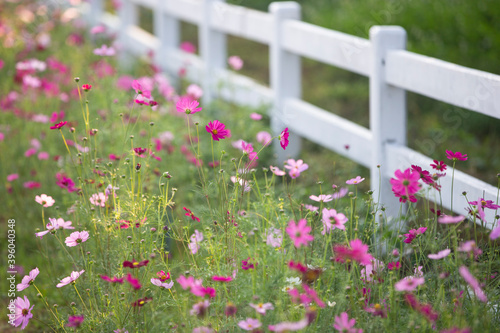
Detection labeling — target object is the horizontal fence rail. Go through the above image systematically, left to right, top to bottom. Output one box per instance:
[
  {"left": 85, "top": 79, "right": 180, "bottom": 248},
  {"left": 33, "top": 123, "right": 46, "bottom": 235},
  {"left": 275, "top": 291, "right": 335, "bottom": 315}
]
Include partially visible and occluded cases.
[{"left": 81, "top": 0, "right": 499, "bottom": 229}]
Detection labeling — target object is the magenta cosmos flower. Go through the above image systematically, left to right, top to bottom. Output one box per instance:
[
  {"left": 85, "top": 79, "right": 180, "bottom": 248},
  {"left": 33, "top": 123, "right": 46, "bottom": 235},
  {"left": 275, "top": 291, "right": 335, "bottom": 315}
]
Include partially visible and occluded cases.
[
  {"left": 176, "top": 96, "right": 202, "bottom": 114},
  {"left": 206, "top": 120, "right": 230, "bottom": 141},
  {"left": 50, "top": 121, "right": 67, "bottom": 130},
  {"left": 279, "top": 128, "right": 289, "bottom": 150},
  {"left": 446, "top": 150, "right": 468, "bottom": 161},
  {"left": 390, "top": 168, "right": 421, "bottom": 197},
  {"left": 346, "top": 176, "right": 365, "bottom": 185},
  {"left": 35, "top": 194, "right": 55, "bottom": 207},
  {"left": 468, "top": 198, "right": 500, "bottom": 210},
  {"left": 322, "top": 208, "right": 348, "bottom": 234},
  {"left": 286, "top": 219, "right": 314, "bottom": 248},
  {"left": 65, "top": 231, "right": 90, "bottom": 247},
  {"left": 333, "top": 239, "right": 373, "bottom": 265},
  {"left": 123, "top": 259, "right": 149, "bottom": 268},
  {"left": 17, "top": 267, "right": 39, "bottom": 291},
  {"left": 57, "top": 270, "right": 85, "bottom": 287},
  {"left": 126, "top": 273, "right": 141, "bottom": 290},
  {"left": 212, "top": 275, "right": 233, "bottom": 282},
  {"left": 394, "top": 277, "right": 425, "bottom": 291},
  {"left": 11, "top": 296, "right": 34, "bottom": 330},
  {"left": 250, "top": 302, "right": 274, "bottom": 315},
  {"left": 67, "top": 315, "right": 84, "bottom": 328},
  {"left": 238, "top": 318, "right": 262, "bottom": 331}
]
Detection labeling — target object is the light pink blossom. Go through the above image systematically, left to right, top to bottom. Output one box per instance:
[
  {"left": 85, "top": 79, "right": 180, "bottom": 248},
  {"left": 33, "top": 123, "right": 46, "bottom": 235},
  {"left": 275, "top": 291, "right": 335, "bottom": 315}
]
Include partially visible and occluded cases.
[
  {"left": 35, "top": 194, "right": 55, "bottom": 207},
  {"left": 65, "top": 231, "right": 90, "bottom": 247},
  {"left": 428, "top": 249, "right": 451, "bottom": 260},
  {"left": 459, "top": 266, "right": 487, "bottom": 302},
  {"left": 17, "top": 268, "right": 39, "bottom": 291},
  {"left": 57, "top": 270, "right": 85, "bottom": 287},
  {"left": 394, "top": 277, "right": 425, "bottom": 291},
  {"left": 250, "top": 302, "right": 274, "bottom": 315},
  {"left": 238, "top": 318, "right": 261, "bottom": 331}
]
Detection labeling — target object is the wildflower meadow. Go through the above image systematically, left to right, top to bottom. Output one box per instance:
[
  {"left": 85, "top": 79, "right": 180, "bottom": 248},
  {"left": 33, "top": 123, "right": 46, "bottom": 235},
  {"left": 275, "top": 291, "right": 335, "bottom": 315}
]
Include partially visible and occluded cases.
[{"left": 1, "top": 1, "right": 500, "bottom": 332}]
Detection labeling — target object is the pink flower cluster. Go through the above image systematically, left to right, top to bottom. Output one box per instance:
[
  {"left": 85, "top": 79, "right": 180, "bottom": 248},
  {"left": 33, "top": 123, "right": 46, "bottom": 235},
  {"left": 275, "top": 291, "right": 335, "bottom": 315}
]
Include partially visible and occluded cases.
[{"left": 403, "top": 227, "right": 427, "bottom": 244}]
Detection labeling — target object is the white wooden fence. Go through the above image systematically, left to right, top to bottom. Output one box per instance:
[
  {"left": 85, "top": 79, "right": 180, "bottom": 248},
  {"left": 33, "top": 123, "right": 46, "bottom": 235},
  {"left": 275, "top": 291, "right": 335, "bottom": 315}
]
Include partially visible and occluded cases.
[{"left": 83, "top": 0, "right": 499, "bottom": 227}]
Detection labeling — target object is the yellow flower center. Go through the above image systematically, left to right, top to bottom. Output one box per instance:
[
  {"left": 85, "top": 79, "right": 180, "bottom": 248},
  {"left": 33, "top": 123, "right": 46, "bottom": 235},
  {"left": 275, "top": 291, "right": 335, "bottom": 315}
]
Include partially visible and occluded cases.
[
  {"left": 212, "top": 129, "right": 218, "bottom": 134},
  {"left": 133, "top": 262, "right": 139, "bottom": 266},
  {"left": 374, "top": 303, "right": 382, "bottom": 310}
]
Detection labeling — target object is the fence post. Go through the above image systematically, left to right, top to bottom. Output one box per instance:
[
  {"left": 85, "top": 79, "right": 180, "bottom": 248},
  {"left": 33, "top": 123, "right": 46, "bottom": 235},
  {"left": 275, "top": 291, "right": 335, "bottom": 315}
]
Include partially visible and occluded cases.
[
  {"left": 89, "top": 0, "right": 103, "bottom": 27},
  {"left": 117, "top": 0, "right": 137, "bottom": 68},
  {"left": 154, "top": 0, "right": 180, "bottom": 78},
  {"left": 199, "top": 0, "right": 227, "bottom": 105},
  {"left": 269, "top": 2, "right": 302, "bottom": 164},
  {"left": 369, "top": 26, "right": 407, "bottom": 223}
]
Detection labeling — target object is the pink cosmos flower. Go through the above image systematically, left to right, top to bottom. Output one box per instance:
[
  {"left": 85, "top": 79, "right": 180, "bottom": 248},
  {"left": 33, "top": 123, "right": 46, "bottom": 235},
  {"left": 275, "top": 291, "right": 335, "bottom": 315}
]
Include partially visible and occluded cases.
[
  {"left": 90, "top": 25, "right": 106, "bottom": 34},
  {"left": 180, "top": 41, "right": 196, "bottom": 53},
  {"left": 93, "top": 44, "right": 116, "bottom": 56},
  {"left": 228, "top": 55, "right": 243, "bottom": 70},
  {"left": 186, "top": 84, "right": 203, "bottom": 99},
  {"left": 176, "top": 96, "right": 202, "bottom": 114},
  {"left": 250, "top": 112, "right": 262, "bottom": 120},
  {"left": 206, "top": 120, "right": 230, "bottom": 141},
  {"left": 279, "top": 128, "right": 289, "bottom": 150},
  {"left": 256, "top": 131, "right": 272, "bottom": 146},
  {"left": 241, "top": 141, "right": 258, "bottom": 161},
  {"left": 25, "top": 148, "right": 37, "bottom": 157},
  {"left": 446, "top": 150, "right": 468, "bottom": 161},
  {"left": 38, "top": 152, "right": 49, "bottom": 160},
  {"left": 284, "top": 159, "right": 308, "bottom": 179},
  {"left": 268, "top": 166, "right": 284, "bottom": 176},
  {"left": 390, "top": 168, "right": 421, "bottom": 199},
  {"left": 7, "top": 174, "right": 19, "bottom": 182},
  {"left": 231, "top": 176, "right": 251, "bottom": 192},
  {"left": 346, "top": 176, "right": 365, "bottom": 185},
  {"left": 24, "top": 181, "right": 41, "bottom": 189},
  {"left": 332, "top": 187, "right": 349, "bottom": 199},
  {"left": 90, "top": 192, "right": 108, "bottom": 207},
  {"left": 35, "top": 194, "right": 55, "bottom": 207},
  {"left": 309, "top": 194, "right": 333, "bottom": 202},
  {"left": 305, "top": 204, "right": 319, "bottom": 212},
  {"left": 183, "top": 207, "right": 201, "bottom": 222},
  {"left": 322, "top": 208, "right": 348, "bottom": 234},
  {"left": 438, "top": 215, "right": 466, "bottom": 224},
  {"left": 35, "top": 218, "right": 59, "bottom": 238},
  {"left": 286, "top": 219, "right": 314, "bottom": 248},
  {"left": 490, "top": 224, "right": 500, "bottom": 240},
  {"left": 403, "top": 227, "right": 427, "bottom": 244},
  {"left": 266, "top": 228, "right": 283, "bottom": 247},
  {"left": 189, "top": 230, "right": 204, "bottom": 254},
  {"left": 65, "top": 231, "right": 90, "bottom": 247},
  {"left": 334, "top": 239, "right": 373, "bottom": 265},
  {"left": 428, "top": 249, "right": 451, "bottom": 260},
  {"left": 241, "top": 257, "right": 256, "bottom": 270},
  {"left": 360, "top": 259, "right": 385, "bottom": 283},
  {"left": 459, "top": 266, "right": 487, "bottom": 302},
  {"left": 17, "top": 268, "right": 39, "bottom": 291},
  {"left": 57, "top": 270, "right": 85, "bottom": 287},
  {"left": 126, "top": 273, "right": 142, "bottom": 290},
  {"left": 100, "top": 275, "right": 124, "bottom": 284},
  {"left": 177, "top": 275, "right": 202, "bottom": 290},
  {"left": 212, "top": 276, "right": 233, "bottom": 282},
  {"left": 394, "top": 277, "right": 425, "bottom": 291},
  {"left": 151, "top": 278, "right": 174, "bottom": 289},
  {"left": 302, "top": 284, "right": 326, "bottom": 308},
  {"left": 191, "top": 285, "right": 216, "bottom": 298},
  {"left": 11, "top": 296, "right": 34, "bottom": 330},
  {"left": 190, "top": 300, "right": 210, "bottom": 317},
  {"left": 250, "top": 302, "right": 274, "bottom": 315},
  {"left": 333, "top": 312, "right": 359, "bottom": 332},
  {"left": 66, "top": 315, "right": 84, "bottom": 328},
  {"left": 238, "top": 318, "right": 261, "bottom": 331},
  {"left": 268, "top": 318, "right": 308, "bottom": 332},
  {"left": 193, "top": 327, "right": 214, "bottom": 333}
]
